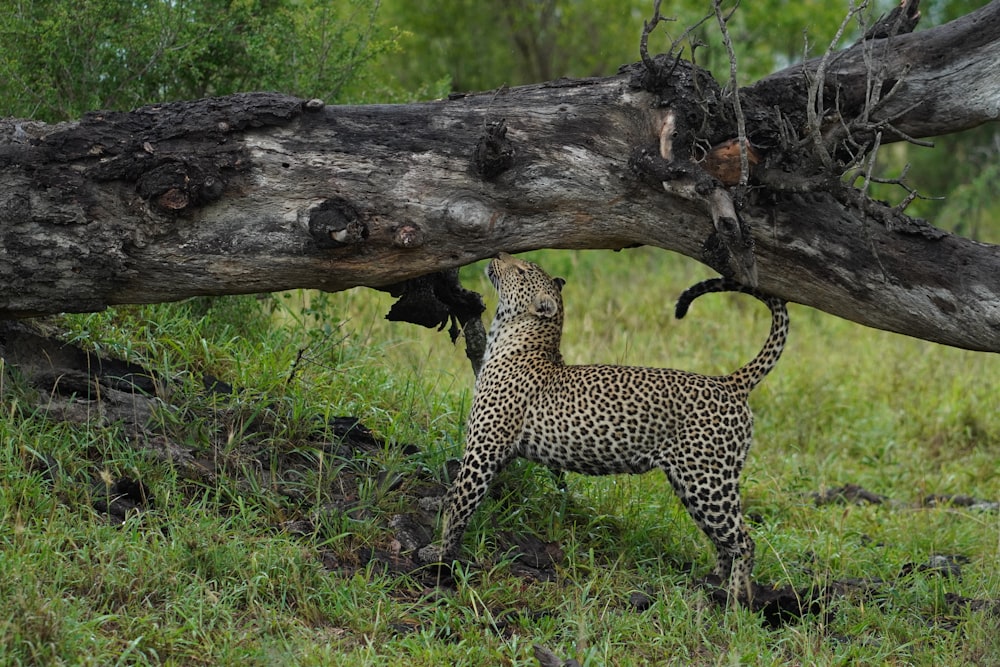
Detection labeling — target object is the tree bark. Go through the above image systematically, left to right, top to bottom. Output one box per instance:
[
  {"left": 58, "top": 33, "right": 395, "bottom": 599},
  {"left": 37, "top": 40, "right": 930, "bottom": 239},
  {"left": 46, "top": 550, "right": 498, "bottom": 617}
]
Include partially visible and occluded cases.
[{"left": 1, "top": 3, "right": 999, "bottom": 351}]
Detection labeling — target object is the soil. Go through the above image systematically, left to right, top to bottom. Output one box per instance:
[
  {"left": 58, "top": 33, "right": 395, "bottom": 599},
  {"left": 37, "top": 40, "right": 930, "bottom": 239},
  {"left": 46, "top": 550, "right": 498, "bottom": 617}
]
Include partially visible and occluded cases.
[{"left": 2, "top": 319, "right": 998, "bottom": 634}]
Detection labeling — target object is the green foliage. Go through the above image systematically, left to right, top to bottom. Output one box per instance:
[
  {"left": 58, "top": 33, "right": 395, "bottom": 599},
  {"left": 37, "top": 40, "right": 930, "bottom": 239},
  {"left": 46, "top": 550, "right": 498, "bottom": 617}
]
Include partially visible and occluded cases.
[
  {"left": 0, "top": 0, "right": 407, "bottom": 120},
  {"left": 380, "top": 0, "right": 895, "bottom": 93},
  {"left": 380, "top": 0, "right": 642, "bottom": 93},
  {"left": 875, "top": 126, "right": 1000, "bottom": 242}
]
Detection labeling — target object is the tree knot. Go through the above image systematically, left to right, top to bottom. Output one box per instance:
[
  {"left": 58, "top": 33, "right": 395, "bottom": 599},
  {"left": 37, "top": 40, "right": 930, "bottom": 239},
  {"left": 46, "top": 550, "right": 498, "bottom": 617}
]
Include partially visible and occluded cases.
[
  {"left": 472, "top": 119, "right": 515, "bottom": 180},
  {"left": 308, "top": 197, "right": 369, "bottom": 248}
]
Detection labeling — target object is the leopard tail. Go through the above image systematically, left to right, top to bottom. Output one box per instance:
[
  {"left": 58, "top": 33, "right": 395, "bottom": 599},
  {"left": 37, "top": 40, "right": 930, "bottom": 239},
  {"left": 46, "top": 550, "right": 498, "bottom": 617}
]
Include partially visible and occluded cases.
[{"left": 675, "top": 278, "right": 788, "bottom": 394}]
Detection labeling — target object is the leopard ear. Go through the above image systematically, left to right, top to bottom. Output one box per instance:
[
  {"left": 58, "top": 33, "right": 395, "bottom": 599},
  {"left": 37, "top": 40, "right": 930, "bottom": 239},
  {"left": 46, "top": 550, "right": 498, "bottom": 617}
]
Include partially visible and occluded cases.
[
  {"left": 553, "top": 277, "right": 566, "bottom": 291},
  {"left": 531, "top": 293, "right": 560, "bottom": 319}
]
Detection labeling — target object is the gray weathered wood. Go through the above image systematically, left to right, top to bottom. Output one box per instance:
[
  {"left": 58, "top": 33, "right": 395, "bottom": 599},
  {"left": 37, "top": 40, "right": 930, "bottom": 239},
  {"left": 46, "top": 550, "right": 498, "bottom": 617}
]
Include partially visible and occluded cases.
[{"left": 1, "top": 3, "right": 999, "bottom": 351}]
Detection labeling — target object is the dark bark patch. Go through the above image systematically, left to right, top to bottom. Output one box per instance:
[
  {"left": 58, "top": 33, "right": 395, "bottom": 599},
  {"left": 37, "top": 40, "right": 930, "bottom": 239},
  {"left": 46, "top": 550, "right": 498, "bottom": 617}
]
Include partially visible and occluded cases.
[
  {"left": 863, "top": 0, "right": 922, "bottom": 40},
  {"left": 28, "top": 93, "right": 303, "bottom": 216},
  {"left": 473, "top": 119, "right": 515, "bottom": 180},
  {"left": 136, "top": 160, "right": 230, "bottom": 212},
  {"left": 308, "top": 197, "right": 369, "bottom": 248},
  {"left": 392, "top": 224, "right": 425, "bottom": 249},
  {"left": 701, "top": 231, "right": 737, "bottom": 278},
  {"left": 384, "top": 269, "right": 487, "bottom": 374},
  {"left": 385, "top": 269, "right": 486, "bottom": 339},
  {"left": 0, "top": 320, "right": 159, "bottom": 397},
  {"left": 92, "top": 476, "right": 154, "bottom": 522},
  {"left": 812, "top": 483, "right": 887, "bottom": 506},
  {"left": 923, "top": 494, "right": 999, "bottom": 511},
  {"left": 497, "top": 531, "right": 564, "bottom": 581},
  {"left": 699, "top": 576, "right": 828, "bottom": 627},
  {"left": 943, "top": 592, "right": 1000, "bottom": 619}
]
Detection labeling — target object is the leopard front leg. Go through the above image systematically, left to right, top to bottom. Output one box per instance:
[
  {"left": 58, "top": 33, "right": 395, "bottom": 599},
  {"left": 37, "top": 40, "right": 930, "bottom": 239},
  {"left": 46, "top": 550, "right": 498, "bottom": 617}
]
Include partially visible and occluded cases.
[{"left": 418, "top": 439, "right": 516, "bottom": 564}]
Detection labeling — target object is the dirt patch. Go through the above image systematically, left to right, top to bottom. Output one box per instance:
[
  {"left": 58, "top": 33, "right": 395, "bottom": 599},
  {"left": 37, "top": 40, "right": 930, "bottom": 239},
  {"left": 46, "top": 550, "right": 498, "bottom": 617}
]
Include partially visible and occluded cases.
[
  {"left": 811, "top": 483, "right": 887, "bottom": 506},
  {"left": 923, "top": 494, "right": 1000, "bottom": 512}
]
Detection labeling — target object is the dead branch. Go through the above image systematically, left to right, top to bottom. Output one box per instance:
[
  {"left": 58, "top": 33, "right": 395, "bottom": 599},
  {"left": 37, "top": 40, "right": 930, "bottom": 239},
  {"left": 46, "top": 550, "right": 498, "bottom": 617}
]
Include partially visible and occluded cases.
[{"left": 2, "top": 4, "right": 1000, "bottom": 352}]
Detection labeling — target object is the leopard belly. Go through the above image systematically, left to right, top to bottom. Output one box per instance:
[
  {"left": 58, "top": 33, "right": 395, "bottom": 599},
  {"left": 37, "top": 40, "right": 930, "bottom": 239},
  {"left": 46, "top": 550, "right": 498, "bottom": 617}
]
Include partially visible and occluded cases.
[{"left": 514, "top": 365, "right": 711, "bottom": 476}]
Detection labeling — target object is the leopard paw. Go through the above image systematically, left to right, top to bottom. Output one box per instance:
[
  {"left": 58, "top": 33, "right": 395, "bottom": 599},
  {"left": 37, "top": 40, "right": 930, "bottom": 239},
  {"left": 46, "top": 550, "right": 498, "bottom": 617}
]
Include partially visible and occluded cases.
[{"left": 416, "top": 544, "right": 446, "bottom": 564}]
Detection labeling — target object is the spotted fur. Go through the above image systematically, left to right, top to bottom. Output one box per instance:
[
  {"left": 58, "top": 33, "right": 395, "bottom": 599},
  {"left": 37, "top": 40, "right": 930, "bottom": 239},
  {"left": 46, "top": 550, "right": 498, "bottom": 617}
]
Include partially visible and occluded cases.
[{"left": 421, "top": 253, "right": 789, "bottom": 601}]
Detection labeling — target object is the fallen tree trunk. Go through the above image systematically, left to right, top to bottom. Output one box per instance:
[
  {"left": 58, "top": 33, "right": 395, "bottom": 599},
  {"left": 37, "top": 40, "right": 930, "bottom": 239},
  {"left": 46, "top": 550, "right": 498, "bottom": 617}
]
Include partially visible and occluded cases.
[{"left": 1, "top": 2, "right": 999, "bottom": 351}]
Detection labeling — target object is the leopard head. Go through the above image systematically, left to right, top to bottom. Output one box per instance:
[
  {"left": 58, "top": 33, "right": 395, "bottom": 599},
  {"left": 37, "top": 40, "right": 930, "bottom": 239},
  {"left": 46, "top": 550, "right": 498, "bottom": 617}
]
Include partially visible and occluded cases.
[{"left": 483, "top": 253, "right": 565, "bottom": 359}]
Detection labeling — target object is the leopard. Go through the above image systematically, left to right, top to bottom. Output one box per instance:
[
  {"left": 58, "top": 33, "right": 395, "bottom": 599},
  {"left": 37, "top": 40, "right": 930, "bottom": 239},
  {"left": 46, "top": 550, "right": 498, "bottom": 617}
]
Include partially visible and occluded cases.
[{"left": 418, "top": 252, "right": 789, "bottom": 603}]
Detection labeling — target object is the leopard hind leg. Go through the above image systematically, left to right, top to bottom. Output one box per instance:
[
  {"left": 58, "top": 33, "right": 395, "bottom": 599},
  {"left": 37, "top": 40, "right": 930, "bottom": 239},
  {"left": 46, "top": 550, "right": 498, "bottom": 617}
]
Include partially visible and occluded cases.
[{"left": 663, "top": 463, "right": 755, "bottom": 605}]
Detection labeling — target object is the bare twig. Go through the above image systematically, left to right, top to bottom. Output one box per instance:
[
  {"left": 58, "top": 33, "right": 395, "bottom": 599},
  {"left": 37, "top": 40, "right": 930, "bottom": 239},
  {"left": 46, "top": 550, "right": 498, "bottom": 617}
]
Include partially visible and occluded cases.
[
  {"left": 640, "top": 0, "right": 674, "bottom": 71},
  {"left": 640, "top": 0, "right": 717, "bottom": 89},
  {"left": 714, "top": 0, "right": 750, "bottom": 191},
  {"left": 806, "top": 1, "right": 870, "bottom": 168},
  {"left": 825, "top": 3, "right": 927, "bottom": 173},
  {"left": 668, "top": 11, "right": 714, "bottom": 60},
  {"left": 839, "top": 96, "right": 933, "bottom": 184},
  {"left": 872, "top": 97, "right": 935, "bottom": 147},
  {"left": 881, "top": 124, "right": 934, "bottom": 148},
  {"left": 858, "top": 130, "right": 883, "bottom": 200},
  {"left": 850, "top": 132, "right": 893, "bottom": 281},
  {"left": 866, "top": 163, "right": 945, "bottom": 212},
  {"left": 285, "top": 325, "right": 350, "bottom": 386}
]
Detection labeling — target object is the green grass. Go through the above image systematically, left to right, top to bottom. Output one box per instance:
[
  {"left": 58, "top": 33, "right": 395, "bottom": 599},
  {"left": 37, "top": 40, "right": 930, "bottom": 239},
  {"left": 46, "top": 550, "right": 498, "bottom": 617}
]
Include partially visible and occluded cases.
[{"left": 2, "top": 247, "right": 998, "bottom": 665}]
